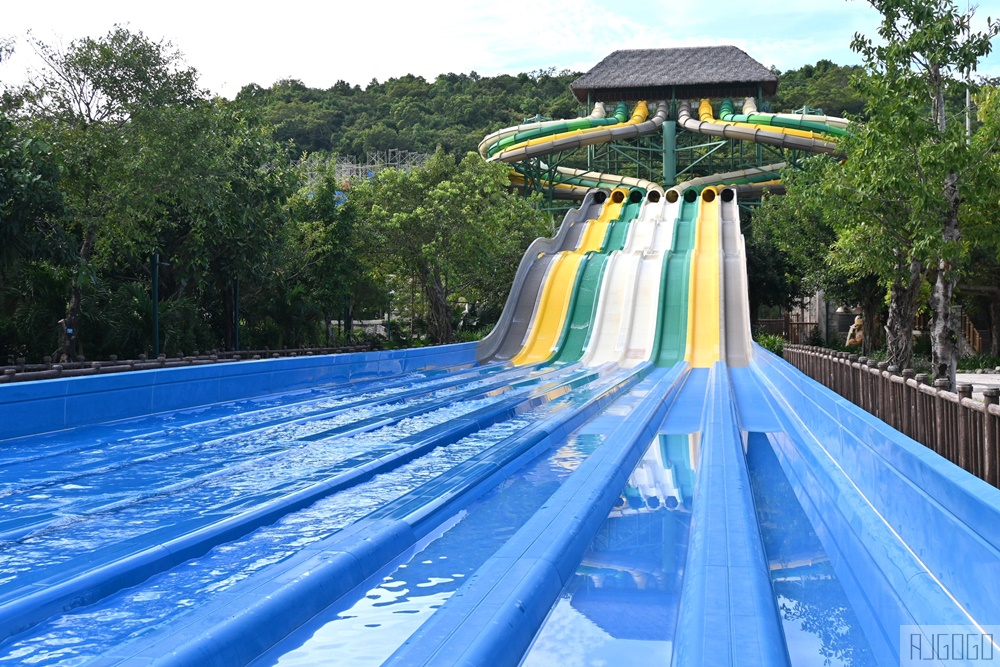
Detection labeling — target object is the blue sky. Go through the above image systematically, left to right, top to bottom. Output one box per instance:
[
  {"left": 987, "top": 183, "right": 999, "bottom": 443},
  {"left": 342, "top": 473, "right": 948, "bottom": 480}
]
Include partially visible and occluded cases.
[{"left": 3, "top": 0, "right": 1000, "bottom": 98}]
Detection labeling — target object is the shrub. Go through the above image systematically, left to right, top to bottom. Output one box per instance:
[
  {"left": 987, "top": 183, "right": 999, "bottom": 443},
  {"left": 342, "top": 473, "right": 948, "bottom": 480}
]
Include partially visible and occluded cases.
[{"left": 754, "top": 333, "right": 785, "bottom": 357}]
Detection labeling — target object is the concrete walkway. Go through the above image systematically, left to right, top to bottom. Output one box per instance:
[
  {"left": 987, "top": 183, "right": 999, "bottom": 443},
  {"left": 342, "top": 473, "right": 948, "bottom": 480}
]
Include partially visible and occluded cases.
[{"left": 955, "top": 372, "right": 1000, "bottom": 400}]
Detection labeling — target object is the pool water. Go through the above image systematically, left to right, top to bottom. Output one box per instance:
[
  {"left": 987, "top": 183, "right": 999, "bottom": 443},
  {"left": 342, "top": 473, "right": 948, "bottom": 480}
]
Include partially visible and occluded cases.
[
  {"left": 745, "top": 431, "right": 878, "bottom": 667},
  {"left": 522, "top": 433, "right": 696, "bottom": 666}
]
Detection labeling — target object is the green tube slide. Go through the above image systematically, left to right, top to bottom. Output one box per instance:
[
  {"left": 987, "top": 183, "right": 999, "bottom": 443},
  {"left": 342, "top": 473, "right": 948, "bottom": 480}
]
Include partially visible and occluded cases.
[
  {"left": 719, "top": 99, "right": 849, "bottom": 138},
  {"left": 488, "top": 103, "right": 629, "bottom": 157},
  {"left": 651, "top": 191, "right": 698, "bottom": 366},
  {"left": 552, "top": 252, "right": 610, "bottom": 364}
]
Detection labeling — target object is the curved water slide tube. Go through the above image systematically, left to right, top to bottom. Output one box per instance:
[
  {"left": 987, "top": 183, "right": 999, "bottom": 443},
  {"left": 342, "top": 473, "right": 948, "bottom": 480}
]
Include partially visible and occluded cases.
[
  {"left": 720, "top": 98, "right": 851, "bottom": 138},
  {"left": 677, "top": 99, "right": 839, "bottom": 155},
  {"left": 492, "top": 101, "right": 669, "bottom": 167},
  {"left": 492, "top": 101, "right": 649, "bottom": 161},
  {"left": 501, "top": 101, "right": 669, "bottom": 199},
  {"left": 481, "top": 103, "right": 629, "bottom": 159},
  {"left": 667, "top": 162, "right": 785, "bottom": 198},
  {"left": 508, "top": 165, "right": 664, "bottom": 200},
  {"left": 506, "top": 174, "right": 593, "bottom": 200},
  {"left": 734, "top": 181, "right": 786, "bottom": 197},
  {"left": 719, "top": 187, "right": 753, "bottom": 366},
  {"left": 476, "top": 188, "right": 626, "bottom": 363}
]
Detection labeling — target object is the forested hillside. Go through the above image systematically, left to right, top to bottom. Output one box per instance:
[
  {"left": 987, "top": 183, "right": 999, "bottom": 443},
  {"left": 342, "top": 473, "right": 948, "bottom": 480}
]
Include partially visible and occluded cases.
[
  {"left": 1, "top": 26, "right": 875, "bottom": 364},
  {"left": 236, "top": 69, "right": 581, "bottom": 158}
]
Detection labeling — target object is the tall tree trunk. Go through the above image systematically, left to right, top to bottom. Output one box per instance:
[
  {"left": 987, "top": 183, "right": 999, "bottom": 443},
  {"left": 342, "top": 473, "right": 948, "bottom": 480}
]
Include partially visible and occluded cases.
[
  {"left": 930, "top": 173, "right": 962, "bottom": 388},
  {"left": 59, "top": 228, "right": 98, "bottom": 361},
  {"left": 885, "top": 257, "right": 923, "bottom": 369},
  {"left": 418, "top": 260, "right": 453, "bottom": 345},
  {"left": 222, "top": 285, "right": 234, "bottom": 350},
  {"left": 860, "top": 294, "right": 881, "bottom": 358},
  {"left": 990, "top": 298, "right": 1000, "bottom": 358}
]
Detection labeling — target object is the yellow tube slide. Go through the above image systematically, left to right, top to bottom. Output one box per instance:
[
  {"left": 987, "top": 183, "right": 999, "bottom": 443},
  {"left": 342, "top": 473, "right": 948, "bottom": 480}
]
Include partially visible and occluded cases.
[
  {"left": 698, "top": 99, "right": 823, "bottom": 141},
  {"left": 500, "top": 102, "right": 649, "bottom": 157}
]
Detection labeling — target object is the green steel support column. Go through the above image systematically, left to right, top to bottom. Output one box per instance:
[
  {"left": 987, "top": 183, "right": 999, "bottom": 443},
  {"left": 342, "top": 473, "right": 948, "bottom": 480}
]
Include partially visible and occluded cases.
[{"left": 663, "top": 120, "right": 677, "bottom": 186}]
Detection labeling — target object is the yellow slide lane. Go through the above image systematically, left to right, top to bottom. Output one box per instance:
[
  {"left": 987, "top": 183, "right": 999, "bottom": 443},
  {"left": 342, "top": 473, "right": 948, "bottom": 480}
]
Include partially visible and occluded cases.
[
  {"left": 684, "top": 187, "right": 722, "bottom": 367},
  {"left": 575, "top": 188, "right": 628, "bottom": 252},
  {"left": 511, "top": 252, "right": 586, "bottom": 365}
]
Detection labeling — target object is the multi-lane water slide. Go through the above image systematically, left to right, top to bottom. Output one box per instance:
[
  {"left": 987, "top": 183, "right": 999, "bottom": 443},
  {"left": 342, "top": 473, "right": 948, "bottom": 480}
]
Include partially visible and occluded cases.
[{"left": 1, "top": 100, "right": 999, "bottom": 667}]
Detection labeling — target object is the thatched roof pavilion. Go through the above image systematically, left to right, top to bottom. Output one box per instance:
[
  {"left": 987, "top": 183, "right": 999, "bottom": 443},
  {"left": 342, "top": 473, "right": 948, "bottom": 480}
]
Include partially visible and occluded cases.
[{"left": 570, "top": 46, "right": 778, "bottom": 103}]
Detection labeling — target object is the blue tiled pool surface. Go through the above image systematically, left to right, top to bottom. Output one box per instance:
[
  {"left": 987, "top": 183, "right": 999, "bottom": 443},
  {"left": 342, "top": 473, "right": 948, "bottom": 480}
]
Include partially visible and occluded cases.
[{"left": 0, "top": 344, "right": 998, "bottom": 666}]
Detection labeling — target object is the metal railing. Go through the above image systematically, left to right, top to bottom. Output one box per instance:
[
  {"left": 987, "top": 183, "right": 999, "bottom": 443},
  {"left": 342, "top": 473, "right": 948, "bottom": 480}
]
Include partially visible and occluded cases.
[{"left": 784, "top": 344, "right": 999, "bottom": 488}]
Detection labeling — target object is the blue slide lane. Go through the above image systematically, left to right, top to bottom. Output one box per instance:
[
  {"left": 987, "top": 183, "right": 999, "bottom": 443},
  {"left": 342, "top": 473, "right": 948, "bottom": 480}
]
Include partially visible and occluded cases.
[
  {"left": 6, "top": 332, "right": 1000, "bottom": 665},
  {"left": 0, "top": 343, "right": 479, "bottom": 440},
  {"left": 752, "top": 345, "right": 1000, "bottom": 665},
  {"left": 0, "top": 358, "right": 508, "bottom": 474},
  {"left": 0, "top": 361, "right": 548, "bottom": 542},
  {"left": 0, "top": 362, "right": 604, "bottom": 643},
  {"left": 386, "top": 363, "right": 687, "bottom": 667},
  {"left": 671, "top": 364, "right": 788, "bottom": 667},
  {"left": 78, "top": 365, "right": 648, "bottom": 666}
]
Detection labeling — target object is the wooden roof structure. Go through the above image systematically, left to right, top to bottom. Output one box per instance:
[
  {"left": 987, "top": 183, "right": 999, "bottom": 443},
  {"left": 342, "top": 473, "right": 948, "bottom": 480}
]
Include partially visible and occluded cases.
[{"left": 570, "top": 46, "right": 778, "bottom": 102}]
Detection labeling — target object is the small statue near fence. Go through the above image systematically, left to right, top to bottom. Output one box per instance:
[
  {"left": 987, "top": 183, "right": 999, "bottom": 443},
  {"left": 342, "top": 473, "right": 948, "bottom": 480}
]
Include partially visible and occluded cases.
[{"left": 847, "top": 316, "right": 864, "bottom": 347}]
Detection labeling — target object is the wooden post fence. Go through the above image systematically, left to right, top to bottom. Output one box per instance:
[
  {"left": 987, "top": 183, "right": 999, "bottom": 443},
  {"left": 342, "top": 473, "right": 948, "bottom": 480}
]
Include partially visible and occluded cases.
[{"left": 784, "top": 344, "right": 1000, "bottom": 489}]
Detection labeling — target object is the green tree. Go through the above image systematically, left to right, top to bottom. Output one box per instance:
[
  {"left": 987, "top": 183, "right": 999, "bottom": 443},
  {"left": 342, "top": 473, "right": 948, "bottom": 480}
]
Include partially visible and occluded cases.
[
  {"left": 850, "top": 0, "right": 998, "bottom": 384},
  {"left": 22, "top": 26, "right": 204, "bottom": 359},
  {"left": 0, "top": 114, "right": 63, "bottom": 275},
  {"left": 352, "top": 149, "right": 548, "bottom": 344},
  {"left": 285, "top": 155, "right": 364, "bottom": 345},
  {"left": 753, "top": 162, "right": 886, "bottom": 356}
]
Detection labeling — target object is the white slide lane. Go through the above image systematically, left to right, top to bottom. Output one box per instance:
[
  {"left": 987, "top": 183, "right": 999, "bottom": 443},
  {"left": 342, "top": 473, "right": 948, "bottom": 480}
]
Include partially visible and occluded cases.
[
  {"left": 720, "top": 191, "right": 752, "bottom": 366},
  {"left": 618, "top": 198, "right": 681, "bottom": 368},
  {"left": 580, "top": 251, "right": 641, "bottom": 367}
]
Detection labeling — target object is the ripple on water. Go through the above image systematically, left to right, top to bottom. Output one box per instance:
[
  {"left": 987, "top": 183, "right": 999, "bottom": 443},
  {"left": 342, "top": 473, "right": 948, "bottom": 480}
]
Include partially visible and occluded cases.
[{"left": 0, "top": 409, "right": 542, "bottom": 666}]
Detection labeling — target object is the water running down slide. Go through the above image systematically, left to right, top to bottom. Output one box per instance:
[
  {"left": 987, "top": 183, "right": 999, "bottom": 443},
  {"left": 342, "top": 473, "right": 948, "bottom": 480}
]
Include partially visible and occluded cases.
[
  {"left": 683, "top": 187, "right": 722, "bottom": 368},
  {"left": 720, "top": 187, "right": 753, "bottom": 366},
  {"left": 476, "top": 189, "right": 609, "bottom": 363},
  {"left": 651, "top": 190, "right": 698, "bottom": 366},
  {"left": 618, "top": 194, "right": 680, "bottom": 366},
  {"left": 510, "top": 251, "right": 585, "bottom": 365},
  {"left": 580, "top": 251, "right": 643, "bottom": 367}
]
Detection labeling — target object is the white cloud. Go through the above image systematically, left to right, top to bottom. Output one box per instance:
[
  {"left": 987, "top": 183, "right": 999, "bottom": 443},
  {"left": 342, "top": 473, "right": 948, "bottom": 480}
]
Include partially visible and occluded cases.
[{"left": 3, "top": 0, "right": 999, "bottom": 97}]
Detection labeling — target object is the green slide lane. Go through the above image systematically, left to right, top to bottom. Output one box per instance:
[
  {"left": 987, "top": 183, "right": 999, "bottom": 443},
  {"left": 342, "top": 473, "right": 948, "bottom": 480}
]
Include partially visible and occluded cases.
[
  {"left": 488, "top": 103, "right": 629, "bottom": 157},
  {"left": 601, "top": 188, "right": 645, "bottom": 251},
  {"left": 652, "top": 193, "right": 698, "bottom": 366},
  {"left": 552, "top": 253, "right": 610, "bottom": 364}
]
